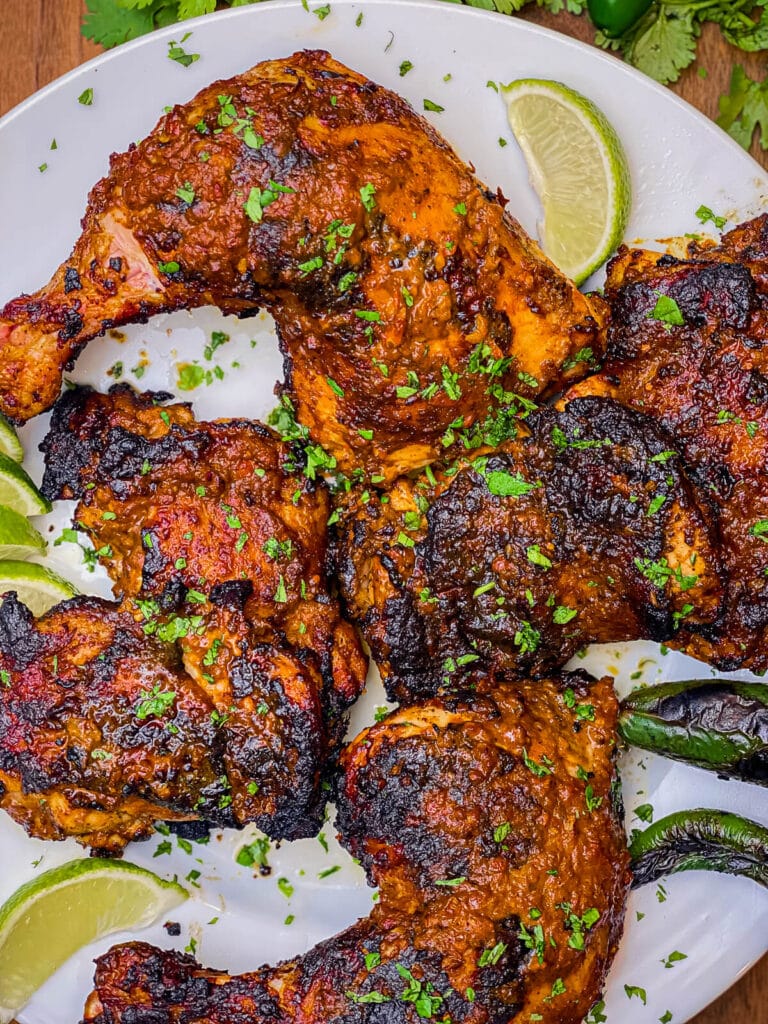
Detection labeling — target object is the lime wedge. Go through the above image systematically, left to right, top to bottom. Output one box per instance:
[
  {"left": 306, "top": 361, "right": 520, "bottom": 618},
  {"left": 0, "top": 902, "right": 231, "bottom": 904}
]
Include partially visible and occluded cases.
[
  {"left": 501, "top": 78, "right": 631, "bottom": 284},
  {"left": 0, "top": 414, "right": 23, "bottom": 463},
  {"left": 0, "top": 452, "right": 51, "bottom": 516},
  {"left": 0, "top": 506, "right": 46, "bottom": 560},
  {"left": 0, "top": 560, "right": 76, "bottom": 615},
  {"left": 0, "top": 859, "right": 188, "bottom": 1023}
]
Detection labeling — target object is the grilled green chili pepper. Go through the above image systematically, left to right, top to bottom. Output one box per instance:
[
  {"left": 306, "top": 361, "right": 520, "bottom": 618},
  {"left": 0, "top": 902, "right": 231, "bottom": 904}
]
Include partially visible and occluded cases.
[
  {"left": 587, "top": 0, "right": 653, "bottom": 37},
  {"left": 619, "top": 679, "right": 768, "bottom": 785},
  {"left": 631, "top": 809, "right": 768, "bottom": 889}
]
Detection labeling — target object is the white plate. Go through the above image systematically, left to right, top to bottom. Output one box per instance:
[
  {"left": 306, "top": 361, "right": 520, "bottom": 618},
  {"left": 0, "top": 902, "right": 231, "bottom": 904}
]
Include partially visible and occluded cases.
[{"left": 1, "top": 2, "right": 767, "bottom": 1021}]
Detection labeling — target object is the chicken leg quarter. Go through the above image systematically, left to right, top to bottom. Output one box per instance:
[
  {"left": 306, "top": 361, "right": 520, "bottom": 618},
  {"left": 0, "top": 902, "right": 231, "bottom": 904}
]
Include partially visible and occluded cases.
[
  {"left": 0, "top": 50, "right": 602, "bottom": 481},
  {"left": 83, "top": 674, "right": 630, "bottom": 1024}
]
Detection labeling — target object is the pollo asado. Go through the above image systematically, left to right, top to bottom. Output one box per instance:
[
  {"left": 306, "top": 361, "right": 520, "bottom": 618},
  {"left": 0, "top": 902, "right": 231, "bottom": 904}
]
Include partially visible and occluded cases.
[
  {"left": 0, "top": 50, "right": 603, "bottom": 482},
  {"left": 568, "top": 214, "right": 768, "bottom": 672},
  {"left": 41, "top": 383, "right": 366, "bottom": 748},
  {"left": 0, "top": 384, "right": 370, "bottom": 852},
  {"left": 336, "top": 396, "right": 723, "bottom": 702},
  {"left": 0, "top": 594, "right": 232, "bottom": 853},
  {"left": 83, "top": 672, "right": 630, "bottom": 1024}
]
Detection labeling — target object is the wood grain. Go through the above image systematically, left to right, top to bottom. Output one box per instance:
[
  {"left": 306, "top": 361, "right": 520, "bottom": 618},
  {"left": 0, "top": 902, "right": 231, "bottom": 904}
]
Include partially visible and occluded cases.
[{"left": 0, "top": 3, "right": 766, "bottom": 1023}]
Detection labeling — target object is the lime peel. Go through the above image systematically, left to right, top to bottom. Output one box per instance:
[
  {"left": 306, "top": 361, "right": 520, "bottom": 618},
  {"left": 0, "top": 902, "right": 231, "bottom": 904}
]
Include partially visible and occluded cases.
[
  {"left": 501, "top": 78, "right": 632, "bottom": 285},
  {"left": 0, "top": 413, "right": 23, "bottom": 463},
  {"left": 0, "top": 450, "right": 51, "bottom": 516},
  {"left": 0, "top": 505, "right": 46, "bottom": 561},
  {"left": 0, "top": 560, "right": 77, "bottom": 616},
  {"left": 0, "top": 859, "right": 188, "bottom": 1023}
]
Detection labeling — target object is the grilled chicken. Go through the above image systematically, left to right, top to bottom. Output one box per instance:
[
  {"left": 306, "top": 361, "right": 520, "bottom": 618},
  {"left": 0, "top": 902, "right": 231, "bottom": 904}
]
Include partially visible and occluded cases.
[
  {"left": 0, "top": 50, "right": 602, "bottom": 482},
  {"left": 567, "top": 215, "right": 768, "bottom": 671},
  {"left": 41, "top": 384, "right": 367, "bottom": 748},
  {"left": 336, "top": 396, "right": 722, "bottom": 702},
  {"left": 0, "top": 592, "right": 341, "bottom": 853},
  {"left": 0, "top": 595, "right": 227, "bottom": 853},
  {"left": 83, "top": 673, "right": 630, "bottom": 1024}
]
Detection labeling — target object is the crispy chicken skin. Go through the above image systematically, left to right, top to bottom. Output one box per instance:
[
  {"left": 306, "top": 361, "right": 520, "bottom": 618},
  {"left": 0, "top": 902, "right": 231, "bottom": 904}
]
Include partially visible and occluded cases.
[
  {"left": 1, "top": 50, "right": 602, "bottom": 481},
  {"left": 568, "top": 215, "right": 768, "bottom": 671},
  {"left": 25, "top": 384, "right": 368, "bottom": 848},
  {"left": 41, "top": 384, "right": 367, "bottom": 744},
  {"left": 336, "top": 396, "right": 722, "bottom": 702},
  {"left": 0, "top": 592, "right": 342, "bottom": 851},
  {"left": 0, "top": 595, "right": 228, "bottom": 854},
  {"left": 83, "top": 673, "right": 630, "bottom": 1024}
]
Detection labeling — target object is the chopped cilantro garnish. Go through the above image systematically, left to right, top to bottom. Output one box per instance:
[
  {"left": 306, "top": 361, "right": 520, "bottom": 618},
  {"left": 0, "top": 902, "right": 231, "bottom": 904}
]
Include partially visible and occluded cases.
[
  {"left": 168, "top": 40, "right": 199, "bottom": 68},
  {"left": 243, "top": 180, "right": 295, "bottom": 223},
  {"left": 359, "top": 182, "right": 376, "bottom": 212},
  {"left": 696, "top": 204, "right": 727, "bottom": 230},
  {"left": 298, "top": 256, "right": 323, "bottom": 275},
  {"left": 649, "top": 293, "right": 685, "bottom": 329},
  {"left": 483, "top": 469, "right": 539, "bottom": 498},
  {"left": 526, "top": 544, "right": 552, "bottom": 569},
  {"left": 274, "top": 575, "right": 288, "bottom": 603},
  {"left": 553, "top": 605, "right": 578, "bottom": 625},
  {"left": 514, "top": 620, "right": 540, "bottom": 654},
  {"left": 135, "top": 685, "right": 176, "bottom": 720},
  {"left": 522, "top": 748, "right": 554, "bottom": 777},
  {"left": 634, "top": 803, "right": 654, "bottom": 822},
  {"left": 493, "top": 821, "right": 510, "bottom": 843},
  {"left": 478, "top": 942, "right": 507, "bottom": 967},
  {"left": 662, "top": 950, "right": 687, "bottom": 969},
  {"left": 624, "top": 985, "right": 647, "bottom": 1005}
]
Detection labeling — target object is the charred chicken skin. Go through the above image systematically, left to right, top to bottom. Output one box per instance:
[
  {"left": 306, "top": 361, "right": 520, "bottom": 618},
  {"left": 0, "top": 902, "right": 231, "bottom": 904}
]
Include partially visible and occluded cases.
[
  {"left": 0, "top": 50, "right": 602, "bottom": 481},
  {"left": 568, "top": 215, "right": 768, "bottom": 672},
  {"left": 41, "top": 383, "right": 366, "bottom": 743},
  {"left": 24, "top": 384, "right": 367, "bottom": 848},
  {"left": 336, "top": 396, "right": 722, "bottom": 702},
  {"left": 0, "top": 586, "right": 345, "bottom": 851},
  {"left": 0, "top": 594, "right": 230, "bottom": 854},
  {"left": 83, "top": 673, "right": 630, "bottom": 1024}
]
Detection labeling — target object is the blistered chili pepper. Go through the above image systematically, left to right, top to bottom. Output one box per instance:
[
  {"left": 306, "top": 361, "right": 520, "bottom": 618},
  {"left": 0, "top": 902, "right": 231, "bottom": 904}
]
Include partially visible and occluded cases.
[
  {"left": 619, "top": 679, "right": 768, "bottom": 785},
  {"left": 630, "top": 808, "right": 768, "bottom": 889}
]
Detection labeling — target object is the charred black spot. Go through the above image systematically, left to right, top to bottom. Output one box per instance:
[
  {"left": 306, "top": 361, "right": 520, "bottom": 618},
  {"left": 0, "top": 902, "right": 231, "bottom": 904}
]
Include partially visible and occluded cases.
[
  {"left": 64, "top": 267, "right": 82, "bottom": 292},
  {"left": 59, "top": 306, "right": 84, "bottom": 340},
  {"left": 141, "top": 530, "right": 171, "bottom": 591},
  {"left": 209, "top": 580, "right": 254, "bottom": 609},
  {"left": 0, "top": 594, "right": 44, "bottom": 667}
]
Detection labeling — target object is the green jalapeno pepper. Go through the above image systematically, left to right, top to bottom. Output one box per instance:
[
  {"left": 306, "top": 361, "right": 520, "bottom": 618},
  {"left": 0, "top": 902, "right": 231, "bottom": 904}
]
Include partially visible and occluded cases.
[
  {"left": 587, "top": 0, "right": 654, "bottom": 37},
  {"left": 619, "top": 679, "right": 768, "bottom": 785},
  {"left": 630, "top": 808, "right": 768, "bottom": 889}
]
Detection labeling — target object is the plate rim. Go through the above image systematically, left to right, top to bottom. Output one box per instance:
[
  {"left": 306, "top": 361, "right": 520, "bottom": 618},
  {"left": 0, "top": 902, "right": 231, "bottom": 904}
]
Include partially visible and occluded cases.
[
  {"left": 0, "top": 0, "right": 764, "bottom": 185},
  {"left": 0, "top": 3, "right": 766, "bottom": 1022}
]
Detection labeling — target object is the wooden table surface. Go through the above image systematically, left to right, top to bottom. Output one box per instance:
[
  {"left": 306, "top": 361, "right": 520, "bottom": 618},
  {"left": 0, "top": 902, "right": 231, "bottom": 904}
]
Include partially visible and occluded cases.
[{"left": 0, "top": 3, "right": 766, "bottom": 1022}]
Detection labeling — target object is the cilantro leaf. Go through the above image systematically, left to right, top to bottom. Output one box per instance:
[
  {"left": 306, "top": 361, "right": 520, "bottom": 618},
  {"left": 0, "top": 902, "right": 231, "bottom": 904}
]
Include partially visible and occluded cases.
[
  {"left": 82, "top": 0, "right": 158, "bottom": 46},
  {"left": 177, "top": 0, "right": 216, "bottom": 18},
  {"left": 625, "top": 9, "right": 698, "bottom": 86},
  {"left": 717, "top": 65, "right": 768, "bottom": 151}
]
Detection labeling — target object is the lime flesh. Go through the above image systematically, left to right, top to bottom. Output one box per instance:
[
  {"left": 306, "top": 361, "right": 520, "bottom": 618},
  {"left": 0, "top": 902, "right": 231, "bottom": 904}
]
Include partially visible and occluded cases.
[
  {"left": 501, "top": 78, "right": 632, "bottom": 284},
  {"left": 0, "top": 413, "right": 23, "bottom": 462},
  {"left": 0, "top": 451, "right": 51, "bottom": 516},
  {"left": 0, "top": 505, "right": 46, "bottom": 560},
  {"left": 0, "top": 560, "right": 76, "bottom": 615},
  {"left": 0, "top": 859, "right": 188, "bottom": 1022}
]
